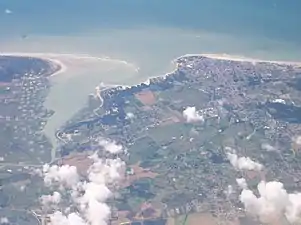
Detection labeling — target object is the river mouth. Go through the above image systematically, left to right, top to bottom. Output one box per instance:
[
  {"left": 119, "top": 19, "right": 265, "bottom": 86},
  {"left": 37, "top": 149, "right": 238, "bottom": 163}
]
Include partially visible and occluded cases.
[
  {"left": 1, "top": 27, "right": 301, "bottom": 161},
  {"left": 43, "top": 56, "right": 137, "bottom": 150}
]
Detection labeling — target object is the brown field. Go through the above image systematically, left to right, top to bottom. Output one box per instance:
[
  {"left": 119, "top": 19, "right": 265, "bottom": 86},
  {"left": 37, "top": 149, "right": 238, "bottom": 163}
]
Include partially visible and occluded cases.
[
  {"left": 135, "top": 90, "right": 156, "bottom": 105},
  {"left": 159, "top": 116, "right": 181, "bottom": 126},
  {"left": 59, "top": 153, "right": 93, "bottom": 175},
  {"left": 121, "top": 163, "right": 158, "bottom": 188},
  {"left": 243, "top": 170, "right": 266, "bottom": 181},
  {"left": 134, "top": 202, "right": 162, "bottom": 220},
  {"left": 111, "top": 211, "right": 131, "bottom": 225},
  {"left": 166, "top": 213, "right": 218, "bottom": 225},
  {"left": 187, "top": 213, "right": 217, "bottom": 225}
]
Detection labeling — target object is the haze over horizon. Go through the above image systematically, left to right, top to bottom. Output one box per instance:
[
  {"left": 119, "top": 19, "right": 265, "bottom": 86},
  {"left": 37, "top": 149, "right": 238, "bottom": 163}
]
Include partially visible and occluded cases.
[
  {"left": 1, "top": 0, "right": 301, "bottom": 150},
  {"left": 1, "top": 2, "right": 301, "bottom": 225}
]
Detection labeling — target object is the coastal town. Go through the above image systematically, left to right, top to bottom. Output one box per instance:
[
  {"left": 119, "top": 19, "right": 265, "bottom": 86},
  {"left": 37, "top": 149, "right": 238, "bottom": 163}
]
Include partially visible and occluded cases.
[
  {"left": 1, "top": 54, "right": 301, "bottom": 225},
  {"left": 55, "top": 55, "right": 301, "bottom": 224},
  {"left": 0, "top": 56, "right": 61, "bottom": 164},
  {"left": 0, "top": 56, "right": 61, "bottom": 225}
]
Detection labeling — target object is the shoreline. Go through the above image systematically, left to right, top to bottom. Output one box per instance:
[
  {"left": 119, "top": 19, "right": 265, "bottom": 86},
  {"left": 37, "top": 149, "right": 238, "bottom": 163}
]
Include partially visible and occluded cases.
[
  {"left": 2, "top": 51, "right": 301, "bottom": 89},
  {"left": 2, "top": 51, "right": 301, "bottom": 94},
  {"left": 2, "top": 51, "right": 301, "bottom": 102},
  {"left": 3, "top": 51, "right": 296, "bottom": 158},
  {"left": 56, "top": 51, "right": 301, "bottom": 146},
  {"left": 0, "top": 52, "right": 140, "bottom": 78},
  {"left": 0, "top": 53, "right": 67, "bottom": 77},
  {"left": 129, "top": 53, "right": 301, "bottom": 94},
  {"left": 179, "top": 53, "right": 301, "bottom": 66}
]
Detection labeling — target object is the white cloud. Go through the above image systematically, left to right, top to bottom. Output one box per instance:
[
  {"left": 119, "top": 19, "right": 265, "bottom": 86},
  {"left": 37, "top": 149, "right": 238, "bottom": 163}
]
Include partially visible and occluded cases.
[
  {"left": 4, "top": 9, "right": 12, "bottom": 14},
  {"left": 183, "top": 106, "right": 204, "bottom": 123},
  {"left": 126, "top": 112, "right": 135, "bottom": 119},
  {"left": 293, "top": 136, "right": 301, "bottom": 145},
  {"left": 97, "top": 138, "right": 124, "bottom": 154},
  {"left": 41, "top": 141, "right": 125, "bottom": 225},
  {"left": 261, "top": 143, "right": 276, "bottom": 152},
  {"left": 227, "top": 153, "right": 263, "bottom": 171},
  {"left": 43, "top": 164, "right": 80, "bottom": 189},
  {"left": 236, "top": 178, "right": 248, "bottom": 189},
  {"left": 239, "top": 181, "right": 301, "bottom": 224},
  {"left": 20, "top": 185, "right": 26, "bottom": 192},
  {"left": 226, "top": 185, "right": 233, "bottom": 196},
  {"left": 40, "top": 191, "right": 62, "bottom": 206},
  {"left": 286, "top": 193, "right": 301, "bottom": 224},
  {"left": 83, "top": 200, "right": 111, "bottom": 225},
  {"left": 49, "top": 211, "right": 86, "bottom": 225},
  {"left": 0, "top": 217, "right": 9, "bottom": 224}
]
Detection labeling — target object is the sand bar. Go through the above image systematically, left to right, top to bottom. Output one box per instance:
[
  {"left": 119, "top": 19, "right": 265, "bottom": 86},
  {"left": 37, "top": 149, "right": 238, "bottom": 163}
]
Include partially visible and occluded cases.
[
  {"left": 2, "top": 51, "right": 301, "bottom": 163},
  {"left": 0, "top": 52, "right": 140, "bottom": 78},
  {"left": 179, "top": 53, "right": 301, "bottom": 66}
]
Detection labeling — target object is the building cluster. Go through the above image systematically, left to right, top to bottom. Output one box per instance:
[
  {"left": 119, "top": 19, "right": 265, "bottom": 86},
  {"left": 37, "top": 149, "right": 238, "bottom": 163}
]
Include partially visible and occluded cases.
[{"left": 55, "top": 55, "right": 301, "bottom": 224}]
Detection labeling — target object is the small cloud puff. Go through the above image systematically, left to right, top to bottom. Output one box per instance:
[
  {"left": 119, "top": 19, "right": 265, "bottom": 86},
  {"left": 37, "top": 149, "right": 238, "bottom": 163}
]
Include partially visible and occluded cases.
[
  {"left": 4, "top": 9, "right": 12, "bottom": 14},
  {"left": 183, "top": 106, "right": 204, "bottom": 123},
  {"left": 40, "top": 138, "right": 126, "bottom": 225},
  {"left": 97, "top": 138, "right": 124, "bottom": 154},
  {"left": 227, "top": 152, "right": 263, "bottom": 171},
  {"left": 42, "top": 164, "right": 80, "bottom": 189},
  {"left": 236, "top": 178, "right": 248, "bottom": 189},
  {"left": 240, "top": 181, "right": 301, "bottom": 224},
  {"left": 40, "top": 191, "right": 62, "bottom": 206},
  {"left": 0, "top": 217, "right": 9, "bottom": 224}
]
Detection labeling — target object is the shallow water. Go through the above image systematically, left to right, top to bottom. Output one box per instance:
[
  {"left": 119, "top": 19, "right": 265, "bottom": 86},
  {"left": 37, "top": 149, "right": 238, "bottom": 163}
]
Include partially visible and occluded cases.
[{"left": 0, "top": 0, "right": 301, "bottom": 157}]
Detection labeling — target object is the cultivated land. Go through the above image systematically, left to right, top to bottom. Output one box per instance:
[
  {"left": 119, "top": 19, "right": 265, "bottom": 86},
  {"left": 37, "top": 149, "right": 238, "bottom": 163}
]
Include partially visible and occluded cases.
[
  {"left": 1, "top": 54, "right": 301, "bottom": 225},
  {"left": 0, "top": 55, "right": 62, "bottom": 225},
  {"left": 0, "top": 55, "right": 61, "bottom": 165},
  {"left": 55, "top": 55, "right": 301, "bottom": 224}
]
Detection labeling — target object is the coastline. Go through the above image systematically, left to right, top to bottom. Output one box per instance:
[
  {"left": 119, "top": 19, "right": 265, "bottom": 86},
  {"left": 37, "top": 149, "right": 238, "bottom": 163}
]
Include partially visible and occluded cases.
[
  {"left": 5, "top": 50, "right": 296, "bottom": 160},
  {"left": 56, "top": 50, "right": 301, "bottom": 151},
  {"left": 2, "top": 51, "right": 301, "bottom": 89},
  {"left": 2, "top": 51, "right": 301, "bottom": 93},
  {"left": 2, "top": 51, "right": 301, "bottom": 98},
  {"left": 0, "top": 52, "right": 140, "bottom": 78},
  {"left": 0, "top": 53, "right": 67, "bottom": 77},
  {"left": 130, "top": 53, "right": 301, "bottom": 93},
  {"left": 179, "top": 53, "right": 301, "bottom": 66}
]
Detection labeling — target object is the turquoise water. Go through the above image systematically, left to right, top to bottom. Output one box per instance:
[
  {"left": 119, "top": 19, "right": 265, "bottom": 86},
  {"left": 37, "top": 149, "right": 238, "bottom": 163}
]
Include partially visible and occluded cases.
[
  {"left": 0, "top": 0, "right": 301, "bottom": 45},
  {"left": 1, "top": 0, "right": 300, "bottom": 155}
]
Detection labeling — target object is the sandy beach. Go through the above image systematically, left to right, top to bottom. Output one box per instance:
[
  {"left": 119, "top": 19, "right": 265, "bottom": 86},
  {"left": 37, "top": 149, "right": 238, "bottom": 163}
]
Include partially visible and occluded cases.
[
  {"left": 2, "top": 50, "right": 301, "bottom": 163},
  {"left": 2, "top": 51, "right": 301, "bottom": 90},
  {"left": 0, "top": 52, "right": 140, "bottom": 78},
  {"left": 133, "top": 53, "right": 301, "bottom": 91},
  {"left": 181, "top": 53, "right": 301, "bottom": 66}
]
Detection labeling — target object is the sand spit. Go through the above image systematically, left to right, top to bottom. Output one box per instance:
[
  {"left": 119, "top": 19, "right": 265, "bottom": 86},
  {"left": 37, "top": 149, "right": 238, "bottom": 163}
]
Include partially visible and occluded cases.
[
  {"left": 0, "top": 52, "right": 140, "bottom": 77},
  {"left": 0, "top": 52, "right": 67, "bottom": 76},
  {"left": 2, "top": 52, "right": 300, "bottom": 90},
  {"left": 179, "top": 53, "right": 301, "bottom": 66}
]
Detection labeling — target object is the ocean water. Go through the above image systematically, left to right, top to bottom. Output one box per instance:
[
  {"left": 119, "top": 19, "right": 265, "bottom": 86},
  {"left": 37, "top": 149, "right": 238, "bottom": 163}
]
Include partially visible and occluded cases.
[
  {"left": 0, "top": 0, "right": 300, "bottom": 157},
  {"left": 0, "top": 0, "right": 301, "bottom": 44}
]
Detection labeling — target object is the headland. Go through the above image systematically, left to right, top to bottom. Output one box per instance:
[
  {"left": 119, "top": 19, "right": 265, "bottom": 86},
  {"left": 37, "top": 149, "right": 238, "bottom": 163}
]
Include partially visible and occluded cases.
[
  {"left": 1, "top": 51, "right": 301, "bottom": 225},
  {"left": 51, "top": 53, "right": 301, "bottom": 224},
  {"left": 0, "top": 54, "right": 62, "bottom": 165}
]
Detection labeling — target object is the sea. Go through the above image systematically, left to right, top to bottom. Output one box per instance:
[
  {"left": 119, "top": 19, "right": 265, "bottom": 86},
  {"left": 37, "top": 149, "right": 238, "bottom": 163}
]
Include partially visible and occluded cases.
[{"left": 0, "top": 0, "right": 300, "bottom": 153}]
